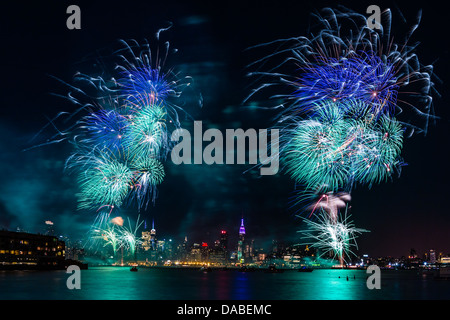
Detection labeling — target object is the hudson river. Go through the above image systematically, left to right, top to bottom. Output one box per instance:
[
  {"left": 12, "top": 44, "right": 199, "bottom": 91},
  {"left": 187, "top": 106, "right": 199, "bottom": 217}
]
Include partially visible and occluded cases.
[{"left": 1, "top": 267, "right": 449, "bottom": 300}]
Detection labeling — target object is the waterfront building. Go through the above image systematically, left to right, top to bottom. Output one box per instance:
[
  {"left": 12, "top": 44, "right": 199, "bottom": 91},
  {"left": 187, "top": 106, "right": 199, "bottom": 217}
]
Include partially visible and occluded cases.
[
  {"left": 0, "top": 230, "right": 65, "bottom": 269},
  {"left": 209, "top": 247, "right": 227, "bottom": 264},
  {"left": 440, "top": 257, "right": 450, "bottom": 264}
]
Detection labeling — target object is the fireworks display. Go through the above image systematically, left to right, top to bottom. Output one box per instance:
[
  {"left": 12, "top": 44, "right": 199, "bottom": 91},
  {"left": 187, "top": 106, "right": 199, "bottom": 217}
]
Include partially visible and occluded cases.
[
  {"left": 25, "top": 6, "right": 438, "bottom": 266},
  {"left": 246, "top": 6, "right": 437, "bottom": 264},
  {"left": 35, "top": 31, "right": 200, "bottom": 247},
  {"left": 66, "top": 41, "right": 180, "bottom": 213},
  {"left": 284, "top": 100, "right": 404, "bottom": 193},
  {"left": 298, "top": 208, "right": 369, "bottom": 264},
  {"left": 94, "top": 215, "right": 144, "bottom": 259}
]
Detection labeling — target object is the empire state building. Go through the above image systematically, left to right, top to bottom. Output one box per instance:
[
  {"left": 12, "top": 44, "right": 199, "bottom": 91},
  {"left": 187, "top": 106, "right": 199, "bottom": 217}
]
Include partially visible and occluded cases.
[{"left": 237, "top": 218, "right": 245, "bottom": 263}]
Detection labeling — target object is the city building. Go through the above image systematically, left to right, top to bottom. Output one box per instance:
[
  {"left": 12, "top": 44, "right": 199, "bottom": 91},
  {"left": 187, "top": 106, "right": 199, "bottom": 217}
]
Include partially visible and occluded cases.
[
  {"left": 237, "top": 218, "right": 245, "bottom": 263},
  {"left": 138, "top": 219, "right": 160, "bottom": 263},
  {"left": 150, "top": 219, "right": 157, "bottom": 250},
  {"left": 0, "top": 230, "right": 65, "bottom": 269},
  {"left": 141, "top": 230, "right": 152, "bottom": 251},
  {"left": 220, "top": 230, "right": 228, "bottom": 253},
  {"left": 209, "top": 231, "right": 228, "bottom": 264},
  {"left": 177, "top": 236, "right": 189, "bottom": 261},
  {"left": 201, "top": 242, "right": 209, "bottom": 261},
  {"left": 189, "top": 243, "right": 202, "bottom": 262},
  {"left": 429, "top": 249, "right": 436, "bottom": 264},
  {"left": 440, "top": 257, "right": 450, "bottom": 264}
]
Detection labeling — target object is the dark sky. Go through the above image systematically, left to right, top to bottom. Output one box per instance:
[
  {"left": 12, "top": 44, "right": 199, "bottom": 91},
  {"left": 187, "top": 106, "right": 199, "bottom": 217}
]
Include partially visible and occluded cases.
[{"left": 1, "top": 0, "right": 449, "bottom": 258}]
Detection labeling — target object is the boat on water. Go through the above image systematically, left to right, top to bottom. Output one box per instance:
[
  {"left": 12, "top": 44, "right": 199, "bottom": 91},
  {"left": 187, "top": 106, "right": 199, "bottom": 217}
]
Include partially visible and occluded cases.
[
  {"left": 130, "top": 266, "right": 138, "bottom": 272},
  {"left": 200, "top": 266, "right": 212, "bottom": 273},
  {"left": 298, "top": 266, "right": 314, "bottom": 272}
]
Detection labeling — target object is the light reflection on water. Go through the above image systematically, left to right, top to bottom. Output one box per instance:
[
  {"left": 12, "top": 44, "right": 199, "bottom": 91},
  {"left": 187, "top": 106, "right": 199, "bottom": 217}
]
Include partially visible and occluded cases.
[{"left": 1, "top": 267, "right": 449, "bottom": 300}]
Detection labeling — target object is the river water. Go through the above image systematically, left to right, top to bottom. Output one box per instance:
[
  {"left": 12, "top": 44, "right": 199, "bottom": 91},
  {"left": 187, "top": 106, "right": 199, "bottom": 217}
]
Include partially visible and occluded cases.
[{"left": 0, "top": 267, "right": 448, "bottom": 300}]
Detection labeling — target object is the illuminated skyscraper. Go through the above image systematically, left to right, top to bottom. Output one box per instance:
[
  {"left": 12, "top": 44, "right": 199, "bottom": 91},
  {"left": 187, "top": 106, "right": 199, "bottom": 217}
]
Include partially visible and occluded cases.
[
  {"left": 237, "top": 218, "right": 245, "bottom": 262},
  {"left": 150, "top": 219, "right": 157, "bottom": 251},
  {"left": 141, "top": 230, "right": 151, "bottom": 251},
  {"left": 210, "top": 230, "right": 228, "bottom": 264},
  {"left": 220, "top": 230, "right": 228, "bottom": 252},
  {"left": 182, "top": 236, "right": 188, "bottom": 252},
  {"left": 430, "top": 249, "right": 436, "bottom": 264}
]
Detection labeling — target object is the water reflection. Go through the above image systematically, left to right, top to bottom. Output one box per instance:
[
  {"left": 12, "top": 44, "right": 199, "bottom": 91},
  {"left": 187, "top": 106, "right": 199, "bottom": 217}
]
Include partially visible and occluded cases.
[
  {"left": 1, "top": 267, "right": 449, "bottom": 300},
  {"left": 212, "top": 270, "right": 232, "bottom": 300},
  {"left": 295, "top": 270, "right": 362, "bottom": 300},
  {"left": 233, "top": 272, "right": 250, "bottom": 300}
]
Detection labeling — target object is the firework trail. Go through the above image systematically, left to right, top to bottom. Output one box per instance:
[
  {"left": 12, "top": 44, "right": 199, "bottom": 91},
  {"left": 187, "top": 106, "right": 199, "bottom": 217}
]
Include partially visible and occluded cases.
[{"left": 307, "top": 192, "right": 351, "bottom": 222}]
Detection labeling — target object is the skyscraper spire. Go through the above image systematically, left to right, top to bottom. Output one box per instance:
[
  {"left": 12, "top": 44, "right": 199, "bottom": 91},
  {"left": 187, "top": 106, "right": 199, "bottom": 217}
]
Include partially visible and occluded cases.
[
  {"left": 237, "top": 215, "right": 246, "bottom": 263},
  {"left": 239, "top": 217, "right": 246, "bottom": 235}
]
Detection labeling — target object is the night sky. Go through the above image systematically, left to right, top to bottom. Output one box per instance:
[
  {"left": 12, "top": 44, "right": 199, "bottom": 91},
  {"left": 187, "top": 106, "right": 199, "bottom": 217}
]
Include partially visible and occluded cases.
[{"left": 1, "top": 0, "right": 449, "bottom": 258}]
